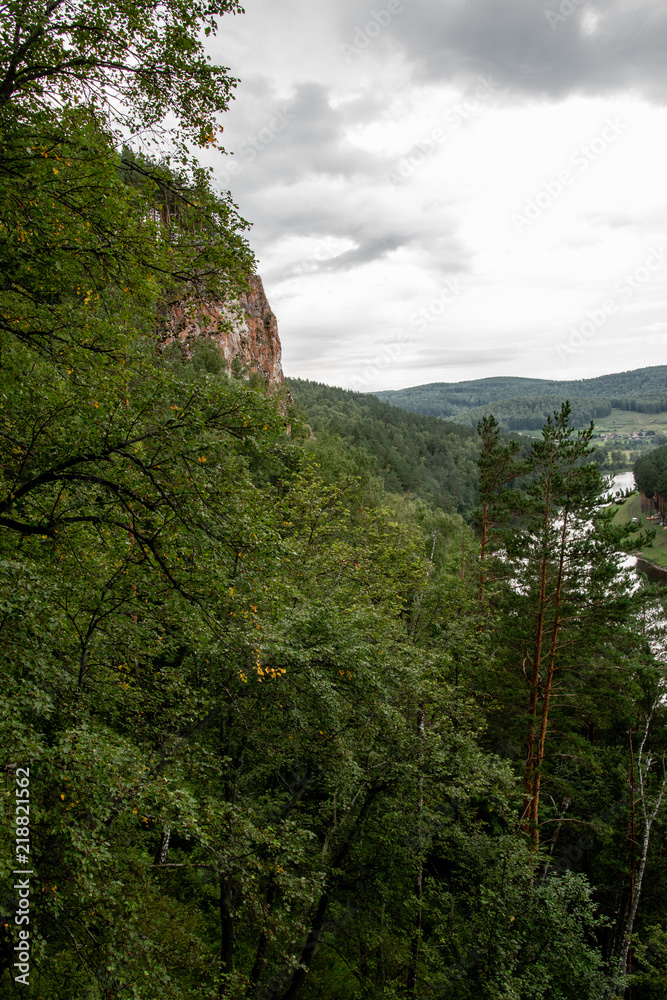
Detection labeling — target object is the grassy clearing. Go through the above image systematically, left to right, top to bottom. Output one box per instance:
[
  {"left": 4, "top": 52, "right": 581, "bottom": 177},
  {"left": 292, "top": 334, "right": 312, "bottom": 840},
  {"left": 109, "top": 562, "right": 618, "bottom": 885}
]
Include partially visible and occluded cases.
[
  {"left": 517, "top": 408, "right": 667, "bottom": 441},
  {"left": 593, "top": 409, "right": 667, "bottom": 435},
  {"left": 612, "top": 491, "right": 667, "bottom": 568}
]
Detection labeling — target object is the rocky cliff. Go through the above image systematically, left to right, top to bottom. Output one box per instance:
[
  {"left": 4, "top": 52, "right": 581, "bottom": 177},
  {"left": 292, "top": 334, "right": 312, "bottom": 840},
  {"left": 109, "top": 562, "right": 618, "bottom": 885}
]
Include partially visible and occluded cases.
[{"left": 162, "top": 274, "right": 284, "bottom": 384}]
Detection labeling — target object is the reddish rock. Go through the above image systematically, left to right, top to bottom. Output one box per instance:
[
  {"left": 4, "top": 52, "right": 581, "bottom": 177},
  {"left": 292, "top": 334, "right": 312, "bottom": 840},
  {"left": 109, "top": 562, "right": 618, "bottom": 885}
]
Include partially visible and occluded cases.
[{"left": 162, "top": 274, "right": 284, "bottom": 385}]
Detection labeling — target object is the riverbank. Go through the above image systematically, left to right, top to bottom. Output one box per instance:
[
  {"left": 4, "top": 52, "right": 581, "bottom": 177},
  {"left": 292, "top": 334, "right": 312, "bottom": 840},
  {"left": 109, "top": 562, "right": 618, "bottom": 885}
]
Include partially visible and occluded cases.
[{"left": 612, "top": 490, "right": 667, "bottom": 568}]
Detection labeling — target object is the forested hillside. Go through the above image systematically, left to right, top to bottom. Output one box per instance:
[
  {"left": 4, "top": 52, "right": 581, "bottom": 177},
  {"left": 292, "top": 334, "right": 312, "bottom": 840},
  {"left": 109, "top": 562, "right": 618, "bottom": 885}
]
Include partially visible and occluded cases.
[
  {"left": 2, "top": 4, "right": 667, "bottom": 1000},
  {"left": 376, "top": 367, "right": 667, "bottom": 428},
  {"left": 287, "top": 379, "right": 484, "bottom": 513},
  {"left": 465, "top": 394, "right": 613, "bottom": 431},
  {"left": 635, "top": 444, "right": 667, "bottom": 501}
]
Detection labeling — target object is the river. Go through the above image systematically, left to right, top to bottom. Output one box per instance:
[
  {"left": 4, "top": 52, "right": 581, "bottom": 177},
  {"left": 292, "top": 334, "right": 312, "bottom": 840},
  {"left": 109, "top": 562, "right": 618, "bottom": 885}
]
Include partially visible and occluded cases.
[
  {"left": 611, "top": 471, "right": 667, "bottom": 586},
  {"left": 611, "top": 471, "right": 636, "bottom": 494}
]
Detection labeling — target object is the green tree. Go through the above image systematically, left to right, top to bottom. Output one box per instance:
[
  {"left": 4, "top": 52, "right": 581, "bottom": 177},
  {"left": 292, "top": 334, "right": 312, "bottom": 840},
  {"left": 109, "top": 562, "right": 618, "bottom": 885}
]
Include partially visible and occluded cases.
[
  {"left": 0, "top": 0, "right": 242, "bottom": 147},
  {"left": 0, "top": 108, "right": 254, "bottom": 368},
  {"left": 483, "top": 404, "right": 650, "bottom": 842},
  {"left": 475, "top": 414, "right": 524, "bottom": 603}
]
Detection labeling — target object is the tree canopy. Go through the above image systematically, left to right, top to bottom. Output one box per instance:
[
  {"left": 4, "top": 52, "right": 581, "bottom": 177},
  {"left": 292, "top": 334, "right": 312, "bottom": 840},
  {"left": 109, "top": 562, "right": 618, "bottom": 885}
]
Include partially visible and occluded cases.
[
  {"left": 0, "top": 0, "right": 243, "bottom": 147},
  {"left": 2, "top": 4, "right": 667, "bottom": 997}
]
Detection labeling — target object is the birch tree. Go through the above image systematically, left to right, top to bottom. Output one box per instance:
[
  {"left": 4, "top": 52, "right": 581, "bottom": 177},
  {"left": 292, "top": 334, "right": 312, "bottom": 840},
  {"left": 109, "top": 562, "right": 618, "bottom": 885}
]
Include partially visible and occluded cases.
[{"left": 616, "top": 700, "right": 667, "bottom": 991}]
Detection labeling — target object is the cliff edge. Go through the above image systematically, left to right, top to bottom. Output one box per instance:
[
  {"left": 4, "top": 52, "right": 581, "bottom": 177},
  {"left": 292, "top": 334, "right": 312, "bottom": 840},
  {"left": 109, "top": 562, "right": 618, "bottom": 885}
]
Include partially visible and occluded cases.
[{"left": 162, "top": 275, "right": 284, "bottom": 385}]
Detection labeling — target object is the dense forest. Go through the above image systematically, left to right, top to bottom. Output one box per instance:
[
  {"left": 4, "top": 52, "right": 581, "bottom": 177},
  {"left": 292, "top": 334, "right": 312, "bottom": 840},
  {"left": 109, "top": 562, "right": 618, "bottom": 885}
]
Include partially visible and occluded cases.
[
  {"left": 2, "top": 4, "right": 667, "bottom": 1000},
  {"left": 375, "top": 370, "right": 667, "bottom": 429},
  {"left": 287, "top": 379, "right": 634, "bottom": 492},
  {"left": 287, "top": 380, "right": 482, "bottom": 514},
  {"left": 465, "top": 395, "right": 613, "bottom": 432},
  {"left": 635, "top": 445, "right": 667, "bottom": 504}
]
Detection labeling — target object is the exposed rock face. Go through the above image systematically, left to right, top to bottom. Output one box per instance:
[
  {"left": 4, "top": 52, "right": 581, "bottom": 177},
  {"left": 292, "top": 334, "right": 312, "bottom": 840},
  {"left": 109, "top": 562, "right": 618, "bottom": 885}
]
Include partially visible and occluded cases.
[{"left": 162, "top": 274, "right": 284, "bottom": 385}]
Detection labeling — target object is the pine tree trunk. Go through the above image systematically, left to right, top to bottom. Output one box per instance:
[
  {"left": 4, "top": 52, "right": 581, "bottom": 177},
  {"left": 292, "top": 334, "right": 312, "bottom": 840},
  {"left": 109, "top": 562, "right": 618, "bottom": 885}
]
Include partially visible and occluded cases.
[
  {"left": 523, "top": 453, "right": 554, "bottom": 830},
  {"left": 529, "top": 497, "right": 570, "bottom": 842},
  {"left": 478, "top": 501, "right": 488, "bottom": 603},
  {"left": 616, "top": 712, "right": 667, "bottom": 989}
]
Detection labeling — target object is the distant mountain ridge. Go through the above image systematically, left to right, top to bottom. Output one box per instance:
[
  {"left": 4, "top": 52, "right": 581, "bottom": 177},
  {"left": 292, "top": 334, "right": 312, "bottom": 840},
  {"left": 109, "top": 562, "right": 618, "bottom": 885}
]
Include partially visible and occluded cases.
[{"left": 374, "top": 365, "right": 667, "bottom": 429}]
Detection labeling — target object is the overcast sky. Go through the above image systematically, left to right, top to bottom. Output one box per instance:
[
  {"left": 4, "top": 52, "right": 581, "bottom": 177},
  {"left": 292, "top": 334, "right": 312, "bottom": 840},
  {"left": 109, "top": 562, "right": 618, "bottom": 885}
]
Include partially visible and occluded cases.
[{"left": 205, "top": 0, "right": 667, "bottom": 392}]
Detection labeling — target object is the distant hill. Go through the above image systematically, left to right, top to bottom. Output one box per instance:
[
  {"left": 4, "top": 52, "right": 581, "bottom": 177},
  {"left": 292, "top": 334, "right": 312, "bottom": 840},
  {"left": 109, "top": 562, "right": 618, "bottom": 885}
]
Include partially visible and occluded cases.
[
  {"left": 374, "top": 366, "right": 667, "bottom": 429},
  {"left": 287, "top": 379, "right": 484, "bottom": 514}
]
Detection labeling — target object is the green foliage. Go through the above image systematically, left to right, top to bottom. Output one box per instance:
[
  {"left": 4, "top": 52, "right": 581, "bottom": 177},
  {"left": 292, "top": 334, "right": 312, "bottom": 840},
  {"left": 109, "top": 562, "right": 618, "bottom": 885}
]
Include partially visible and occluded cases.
[
  {"left": 0, "top": 0, "right": 243, "bottom": 149},
  {"left": 2, "top": 4, "right": 667, "bottom": 994},
  {"left": 0, "top": 108, "right": 254, "bottom": 367},
  {"left": 2, "top": 348, "right": 626, "bottom": 997},
  {"left": 287, "top": 378, "right": 481, "bottom": 514},
  {"left": 466, "top": 394, "right": 613, "bottom": 431},
  {"left": 475, "top": 405, "right": 667, "bottom": 997},
  {"left": 475, "top": 414, "right": 525, "bottom": 602},
  {"left": 635, "top": 443, "right": 667, "bottom": 499},
  {"left": 632, "top": 925, "right": 667, "bottom": 998}
]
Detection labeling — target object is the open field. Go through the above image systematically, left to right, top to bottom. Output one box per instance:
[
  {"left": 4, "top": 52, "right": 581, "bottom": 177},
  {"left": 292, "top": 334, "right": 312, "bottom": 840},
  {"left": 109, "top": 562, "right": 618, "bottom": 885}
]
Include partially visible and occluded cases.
[
  {"left": 517, "top": 408, "right": 667, "bottom": 440},
  {"left": 592, "top": 409, "right": 667, "bottom": 435},
  {"left": 516, "top": 410, "right": 667, "bottom": 472},
  {"left": 612, "top": 491, "right": 667, "bottom": 568}
]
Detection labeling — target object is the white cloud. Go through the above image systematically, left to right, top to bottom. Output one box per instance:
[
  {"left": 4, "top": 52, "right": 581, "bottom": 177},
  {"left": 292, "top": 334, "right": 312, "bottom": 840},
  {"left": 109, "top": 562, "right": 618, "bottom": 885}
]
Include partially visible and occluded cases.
[{"left": 205, "top": 0, "right": 667, "bottom": 390}]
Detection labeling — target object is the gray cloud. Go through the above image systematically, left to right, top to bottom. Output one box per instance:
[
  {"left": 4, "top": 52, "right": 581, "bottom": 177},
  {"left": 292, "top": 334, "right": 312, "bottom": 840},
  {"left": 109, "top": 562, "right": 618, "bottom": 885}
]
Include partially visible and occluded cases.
[
  {"left": 338, "top": 0, "right": 667, "bottom": 102},
  {"left": 211, "top": 76, "right": 436, "bottom": 270},
  {"left": 213, "top": 77, "right": 469, "bottom": 278},
  {"left": 219, "top": 80, "right": 389, "bottom": 192},
  {"left": 309, "top": 234, "right": 407, "bottom": 271},
  {"left": 403, "top": 346, "right": 520, "bottom": 369}
]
